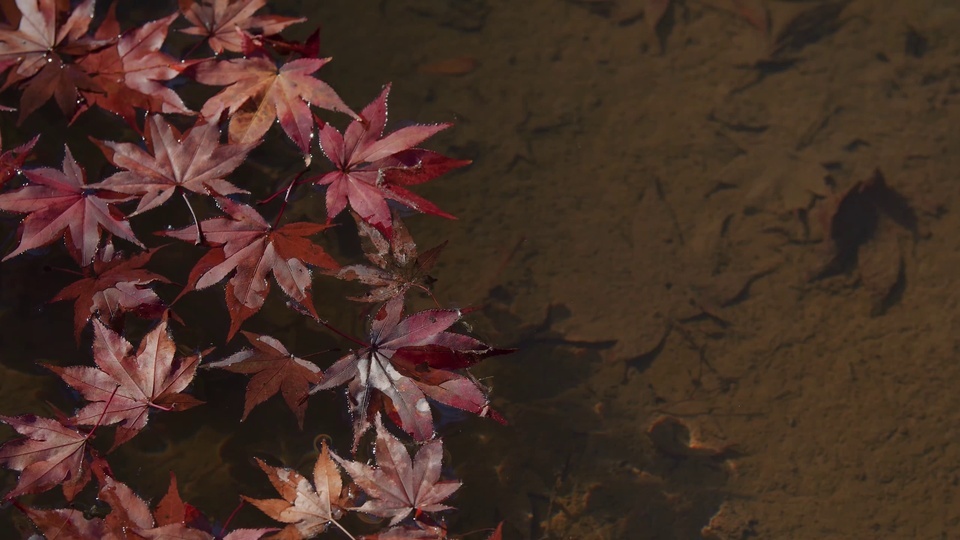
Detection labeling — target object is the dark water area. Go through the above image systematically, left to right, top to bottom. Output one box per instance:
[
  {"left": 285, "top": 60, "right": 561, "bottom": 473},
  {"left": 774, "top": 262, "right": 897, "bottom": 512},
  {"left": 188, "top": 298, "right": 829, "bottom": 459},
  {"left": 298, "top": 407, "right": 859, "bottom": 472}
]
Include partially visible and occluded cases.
[{"left": 2, "top": 0, "right": 960, "bottom": 539}]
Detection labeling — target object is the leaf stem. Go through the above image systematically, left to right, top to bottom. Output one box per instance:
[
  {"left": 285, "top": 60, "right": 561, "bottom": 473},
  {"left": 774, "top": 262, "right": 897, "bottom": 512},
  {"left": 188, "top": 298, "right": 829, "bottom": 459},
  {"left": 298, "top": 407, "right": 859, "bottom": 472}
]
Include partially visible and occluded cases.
[
  {"left": 271, "top": 168, "right": 308, "bottom": 229},
  {"left": 181, "top": 191, "right": 205, "bottom": 245},
  {"left": 315, "top": 318, "right": 367, "bottom": 348},
  {"left": 220, "top": 498, "right": 245, "bottom": 535},
  {"left": 330, "top": 518, "right": 357, "bottom": 540}
]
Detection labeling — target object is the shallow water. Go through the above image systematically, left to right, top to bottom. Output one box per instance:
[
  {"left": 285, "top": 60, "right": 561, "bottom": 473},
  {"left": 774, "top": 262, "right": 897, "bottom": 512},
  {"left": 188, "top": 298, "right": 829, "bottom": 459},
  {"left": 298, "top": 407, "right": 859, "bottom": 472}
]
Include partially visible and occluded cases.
[{"left": 3, "top": 0, "right": 960, "bottom": 538}]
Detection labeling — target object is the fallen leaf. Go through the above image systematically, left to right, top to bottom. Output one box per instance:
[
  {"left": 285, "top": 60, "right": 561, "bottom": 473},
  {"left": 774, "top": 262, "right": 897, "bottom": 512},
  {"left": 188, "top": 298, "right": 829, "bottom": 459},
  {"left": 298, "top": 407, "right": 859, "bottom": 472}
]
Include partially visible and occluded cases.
[
  {"left": 0, "top": 0, "right": 102, "bottom": 120},
  {"left": 179, "top": 0, "right": 305, "bottom": 54},
  {"left": 78, "top": 9, "right": 193, "bottom": 124},
  {"left": 195, "top": 55, "right": 358, "bottom": 159},
  {"left": 310, "top": 83, "right": 467, "bottom": 237},
  {"left": 95, "top": 114, "right": 256, "bottom": 215},
  {"left": 0, "top": 133, "right": 37, "bottom": 188},
  {"left": 0, "top": 145, "right": 143, "bottom": 265},
  {"left": 811, "top": 169, "right": 917, "bottom": 282},
  {"left": 161, "top": 197, "right": 340, "bottom": 339},
  {"left": 337, "top": 210, "right": 445, "bottom": 304},
  {"left": 51, "top": 247, "right": 170, "bottom": 343},
  {"left": 312, "top": 296, "right": 509, "bottom": 446},
  {"left": 47, "top": 318, "right": 203, "bottom": 448},
  {"left": 206, "top": 331, "right": 323, "bottom": 428},
  {"left": 0, "top": 413, "right": 98, "bottom": 500},
  {"left": 334, "top": 415, "right": 460, "bottom": 525},
  {"left": 244, "top": 443, "right": 349, "bottom": 539}
]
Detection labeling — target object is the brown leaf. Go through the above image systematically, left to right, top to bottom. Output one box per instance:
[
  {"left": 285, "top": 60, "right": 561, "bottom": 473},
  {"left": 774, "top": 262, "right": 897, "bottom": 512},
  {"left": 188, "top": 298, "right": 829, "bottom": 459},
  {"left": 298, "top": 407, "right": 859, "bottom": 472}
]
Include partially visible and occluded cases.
[
  {"left": 206, "top": 332, "right": 322, "bottom": 428},
  {"left": 244, "top": 444, "right": 349, "bottom": 539}
]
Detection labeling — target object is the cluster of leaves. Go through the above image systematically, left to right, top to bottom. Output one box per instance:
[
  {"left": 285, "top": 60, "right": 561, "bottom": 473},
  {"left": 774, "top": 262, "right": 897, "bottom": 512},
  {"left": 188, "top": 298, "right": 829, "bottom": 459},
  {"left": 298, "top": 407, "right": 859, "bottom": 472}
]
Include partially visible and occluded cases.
[{"left": 0, "top": 1, "right": 508, "bottom": 538}]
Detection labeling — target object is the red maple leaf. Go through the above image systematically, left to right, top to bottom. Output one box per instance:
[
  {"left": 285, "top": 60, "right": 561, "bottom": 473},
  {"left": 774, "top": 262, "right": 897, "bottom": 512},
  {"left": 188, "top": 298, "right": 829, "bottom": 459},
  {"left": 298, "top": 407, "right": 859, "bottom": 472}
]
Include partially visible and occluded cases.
[
  {"left": 0, "top": 0, "right": 103, "bottom": 121},
  {"left": 179, "top": 0, "right": 305, "bottom": 54},
  {"left": 77, "top": 8, "right": 193, "bottom": 124},
  {"left": 194, "top": 54, "right": 357, "bottom": 158},
  {"left": 311, "top": 83, "right": 469, "bottom": 237},
  {"left": 96, "top": 114, "right": 256, "bottom": 215},
  {"left": 0, "top": 133, "right": 37, "bottom": 188},
  {"left": 0, "top": 145, "right": 143, "bottom": 265},
  {"left": 161, "top": 197, "right": 339, "bottom": 339},
  {"left": 338, "top": 210, "right": 445, "bottom": 304},
  {"left": 50, "top": 247, "right": 170, "bottom": 343},
  {"left": 312, "top": 296, "right": 508, "bottom": 446},
  {"left": 47, "top": 318, "right": 203, "bottom": 448},
  {"left": 206, "top": 331, "right": 322, "bottom": 428},
  {"left": 0, "top": 413, "right": 99, "bottom": 500},
  {"left": 334, "top": 415, "right": 460, "bottom": 525},
  {"left": 244, "top": 443, "right": 350, "bottom": 539},
  {"left": 23, "top": 474, "right": 275, "bottom": 540},
  {"left": 19, "top": 506, "right": 107, "bottom": 538},
  {"left": 363, "top": 523, "right": 450, "bottom": 540}
]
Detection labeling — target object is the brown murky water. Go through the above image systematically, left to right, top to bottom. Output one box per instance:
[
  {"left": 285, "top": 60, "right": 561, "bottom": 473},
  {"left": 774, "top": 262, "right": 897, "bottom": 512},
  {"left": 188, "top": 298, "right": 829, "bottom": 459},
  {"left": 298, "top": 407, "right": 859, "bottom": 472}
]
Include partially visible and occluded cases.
[{"left": 2, "top": 0, "right": 960, "bottom": 538}]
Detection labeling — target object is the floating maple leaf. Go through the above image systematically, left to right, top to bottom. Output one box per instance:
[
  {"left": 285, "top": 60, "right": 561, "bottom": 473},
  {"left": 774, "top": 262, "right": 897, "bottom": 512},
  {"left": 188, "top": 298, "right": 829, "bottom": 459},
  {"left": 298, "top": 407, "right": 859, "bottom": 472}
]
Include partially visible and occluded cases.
[
  {"left": 0, "top": 0, "right": 103, "bottom": 120},
  {"left": 179, "top": 0, "right": 305, "bottom": 54},
  {"left": 77, "top": 8, "right": 193, "bottom": 124},
  {"left": 195, "top": 54, "right": 357, "bottom": 159},
  {"left": 311, "top": 84, "right": 468, "bottom": 237},
  {"left": 96, "top": 114, "right": 256, "bottom": 215},
  {"left": 0, "top": 133, "right": 37, "bottom": 188},
  {"left": 0, "top": 145, "right": 143, "bottom": 265},
  {"left": 161, "top": 197, "right": 339, "bottom": 339},
  {"left": 338, "top": 210, "right": 446, "bottom": 304},
  {"left": 51, "top": 247, "right": 170, "bottom": 343},
  {"left": 312, "top": 296, "right": 508, "bottom": 446},
  {"left": 47, "top": 318, "right": 203, "bottom": 448},
  {"left": 206, "top": 331, "right": 322, "bottom": 428},
  {"left": 0, "top": 414, "right": 100, "bottom": 500},
  {"left": 335, "top": 415, "right": 460, "bottom": 526},
  {"left": 244, "top": 443, "right": 351, "bottom": 539},
  {"left": 24, "top": 474, "right": 275, "bottom": 539},
  {"left": 97, "top": 475, "right": 276, "bottom": 539},
  {"left": 19, "top": 506, "right": 107, "bottom": 538},
  {"left": 364, "top": 523, "right": 450, "bottom": 540}
]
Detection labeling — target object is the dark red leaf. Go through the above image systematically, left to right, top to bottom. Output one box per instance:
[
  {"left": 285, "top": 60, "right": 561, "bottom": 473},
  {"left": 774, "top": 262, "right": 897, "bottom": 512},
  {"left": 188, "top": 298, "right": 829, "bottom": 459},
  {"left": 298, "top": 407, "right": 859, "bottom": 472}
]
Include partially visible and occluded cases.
[
  {"left": 179, "top": 0, "right": 305, "bottom": 54},
  {"left": 310, "top": 84, "right": 464, "bottom": 237},
  {"left": 0, "top": 145, "right": 142, "bottom": 265},
  {"left": 161, "top": 197, "right": 340, "bottom": 339},
  {"left": 51, "top": 247, "right": 170, "bottom": 343},
  {"left": 313, "top": 296, "right": 504, "bottom": 446},
  {"left": 206, "top": 331, "right": 323, "bottom": 428}
]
